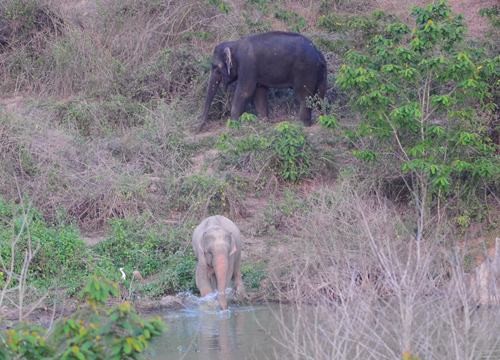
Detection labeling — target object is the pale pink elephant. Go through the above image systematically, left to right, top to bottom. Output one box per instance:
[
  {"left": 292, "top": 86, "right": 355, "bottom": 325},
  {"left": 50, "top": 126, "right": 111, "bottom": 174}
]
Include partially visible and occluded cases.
[{"left": 192, "top": 215, "right": 245, "bottom": 310}]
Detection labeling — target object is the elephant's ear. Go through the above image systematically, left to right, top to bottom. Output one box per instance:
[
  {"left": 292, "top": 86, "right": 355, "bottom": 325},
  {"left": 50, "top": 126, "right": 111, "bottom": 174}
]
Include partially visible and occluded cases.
[
  {"left": 223, "top": 47, "right": 232, "bottom": 75},
  {"left": 199, "top": 231, "right": 208, "bottom": 254},
  {"left": 229, "top": 233, "right": 237, "bottom": 257}
]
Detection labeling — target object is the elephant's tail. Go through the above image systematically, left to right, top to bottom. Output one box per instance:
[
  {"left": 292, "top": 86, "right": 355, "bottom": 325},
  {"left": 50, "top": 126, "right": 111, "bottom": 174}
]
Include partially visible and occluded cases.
[{"left": 317, "top": 54, "right": 327, "bottom": 100}]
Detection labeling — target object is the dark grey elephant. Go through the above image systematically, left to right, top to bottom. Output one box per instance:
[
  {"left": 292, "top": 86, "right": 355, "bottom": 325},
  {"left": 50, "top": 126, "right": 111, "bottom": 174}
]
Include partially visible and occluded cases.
[
  {"left": 197, "top": 31, "right": 327, "bottom": 132},
  {"left": 192, "top": 215, "right": 244, "bottom": 310}
]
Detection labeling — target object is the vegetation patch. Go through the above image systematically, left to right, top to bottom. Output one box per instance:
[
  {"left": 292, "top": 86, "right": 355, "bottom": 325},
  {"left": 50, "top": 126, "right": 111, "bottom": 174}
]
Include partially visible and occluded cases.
[
  {"left": 1, "top": 0, "right": 500, "bottom": 357},
  {"left": 218, "top": 114, "right": 315, "bottom": 183},
  {"left": 0, "top": 198, "right": 91, "bottom": 295},
  {"left": 94, "top": 217, "right": 195, "bottom": 290},
  {"left": 0, "top": 277, "right": 165, "bottom": 359}
]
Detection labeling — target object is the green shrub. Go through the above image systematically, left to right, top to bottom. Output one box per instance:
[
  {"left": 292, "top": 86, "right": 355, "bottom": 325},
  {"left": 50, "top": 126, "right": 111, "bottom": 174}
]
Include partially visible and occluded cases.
[
  {"left": 328, "top": 1, "right": 500, "bottom": 222},
  {"left": 479, "top": 5, "right": 500, "bottom": 30},
  {"left": 218, "top": 114, "right": 313, "bottom": 183},
  {"left": 0, "top": 198, "right": 91, "bottom": 293},
  {"left": 94, "top": 217, "right": 196, "bottom": 292},
  {"left": 142, "top": 250, "right": 198, "bottom": 296},
  {"left": 241, "top": 262, "right": 267, "bottom": 290},
  {"left": 0, "top": 277, "right": 166, "bottom": 359}
]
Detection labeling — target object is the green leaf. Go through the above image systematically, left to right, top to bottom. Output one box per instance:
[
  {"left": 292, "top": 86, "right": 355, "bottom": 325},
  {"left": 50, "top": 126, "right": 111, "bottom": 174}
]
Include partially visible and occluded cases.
[{"left": 109, "top": 312, "right": 119, "bottom": 323}]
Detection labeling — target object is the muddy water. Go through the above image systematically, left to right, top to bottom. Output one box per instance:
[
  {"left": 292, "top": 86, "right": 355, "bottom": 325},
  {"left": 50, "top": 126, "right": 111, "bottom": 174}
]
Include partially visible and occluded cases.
[{"left": 147, "top": 294, "right": 287, "bottom": 360}]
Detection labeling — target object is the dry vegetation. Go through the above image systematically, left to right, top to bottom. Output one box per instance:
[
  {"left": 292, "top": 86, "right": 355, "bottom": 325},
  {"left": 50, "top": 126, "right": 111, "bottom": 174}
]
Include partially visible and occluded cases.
[
  {"left": 1, "top": 0, "right": 500, "bottom": 357},
  {"left": 264, "top": 186, "right": 500, "bottom": 358}
]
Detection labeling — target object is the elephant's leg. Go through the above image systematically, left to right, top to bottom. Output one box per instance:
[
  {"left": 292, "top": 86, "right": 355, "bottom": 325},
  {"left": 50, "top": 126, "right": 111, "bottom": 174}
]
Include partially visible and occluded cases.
[
  {"left": 231, "top": 81, "right": 256, "bottom": 120},
  {"left": 295, "top": 83, "right": 315, "bottom": 126},
  {"left": 253, "top": 86, "right": 269, "bottom": 119},
  {"left": 298, "top": 97, "right": 313, "bottom": 126},
  {"left": 232, "top": 256, "right": 245, "bottom": 297},
  {"left": 196, "top": 265, "right": 213, "bottom": 297},
  {"left": 209, "top": 273, "right": 217, "bottom": 293}
]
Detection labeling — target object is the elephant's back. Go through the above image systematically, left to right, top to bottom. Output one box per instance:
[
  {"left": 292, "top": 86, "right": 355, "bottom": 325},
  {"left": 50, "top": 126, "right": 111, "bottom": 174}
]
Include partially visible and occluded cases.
[
  {"left": 240, "top": 31, "right": 324, "bottom": 73},
  {"left": 245, "top": 31, "right": 310, "bottom": 44},
  {"left": 245, "top": 32, "right": 318, "bottom": 52},
  {"left": 192, "top": 215, "right": 241, "bottom": 246}
]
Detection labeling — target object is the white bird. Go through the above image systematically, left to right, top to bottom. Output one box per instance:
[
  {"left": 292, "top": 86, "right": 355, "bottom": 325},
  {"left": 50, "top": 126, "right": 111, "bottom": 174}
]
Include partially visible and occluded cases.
[{"left": 119, "top": 267, "right": 126, "bottom": 280}]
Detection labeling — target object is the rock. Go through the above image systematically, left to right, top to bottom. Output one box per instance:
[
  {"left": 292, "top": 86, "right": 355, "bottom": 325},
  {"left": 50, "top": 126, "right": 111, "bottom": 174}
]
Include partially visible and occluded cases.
[{"left": 160, "top": 296, "right": 185, "bottom": 309}]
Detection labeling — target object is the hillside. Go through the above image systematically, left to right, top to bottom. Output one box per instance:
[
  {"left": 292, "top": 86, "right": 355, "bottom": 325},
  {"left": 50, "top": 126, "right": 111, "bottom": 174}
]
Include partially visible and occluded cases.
[{"left": 1, "top": 0, "right": 500, "bottom": 326}]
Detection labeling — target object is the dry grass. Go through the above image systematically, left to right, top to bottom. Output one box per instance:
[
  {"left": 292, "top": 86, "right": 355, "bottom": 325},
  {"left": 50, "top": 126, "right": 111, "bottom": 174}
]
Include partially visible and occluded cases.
[
  {"left": 1, "top": 0, "right": 237, "bottom": 98},
  {"left": 0, "top": 103, "right": 194, "bottom": 230},
  {"left": 267, "top": 184, "right": 442, "bottom": 302},
  {"left": 266, "top": 185, "right": 500, "bottom": 359}
]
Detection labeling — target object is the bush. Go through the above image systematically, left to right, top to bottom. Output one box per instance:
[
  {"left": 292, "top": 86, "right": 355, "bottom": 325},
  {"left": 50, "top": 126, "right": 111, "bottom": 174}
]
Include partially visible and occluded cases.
[
  {"left": 328, "top": 1, "right": 500, "bottom": 225},
  {"left": 218, "top": 114, "right": 313, "bottom": 183},
  {"left": 0, "top": 197, "right": 91, "bottom": 294},
  {"left": 93, "top": 217, "right": 197, "bottom": 292},
  {"left": 142, "top": 251, "right": 198, "bottom": 296},
  {"left": 241, "top": 262, "right": 267, "bottom": 290},
  {"left": 0, "top": 277, "right": 166, "bottom": 359}
]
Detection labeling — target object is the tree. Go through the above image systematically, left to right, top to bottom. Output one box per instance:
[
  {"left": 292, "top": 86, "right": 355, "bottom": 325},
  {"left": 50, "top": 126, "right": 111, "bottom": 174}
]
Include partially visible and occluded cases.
[{"left": 323, "top": 0, "right": 500, "bottom": 234}]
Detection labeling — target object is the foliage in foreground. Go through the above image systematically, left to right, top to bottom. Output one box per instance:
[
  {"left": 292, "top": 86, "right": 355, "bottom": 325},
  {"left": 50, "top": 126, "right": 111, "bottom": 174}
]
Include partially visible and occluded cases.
[{"left": 0, "top": 277, "right": 166, "bottom": 360}]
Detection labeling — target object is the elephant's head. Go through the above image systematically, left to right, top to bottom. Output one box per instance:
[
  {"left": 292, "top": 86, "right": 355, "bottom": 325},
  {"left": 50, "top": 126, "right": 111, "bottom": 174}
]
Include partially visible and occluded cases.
[
  {"left": 197, "top": 44, "right": 237, "bottom": 133},
  {"left": 211, "top": 45, "right": 236, "bottom": 92},
  {"left": 199, "top": 227, "right": 237, "bottom": 310}
]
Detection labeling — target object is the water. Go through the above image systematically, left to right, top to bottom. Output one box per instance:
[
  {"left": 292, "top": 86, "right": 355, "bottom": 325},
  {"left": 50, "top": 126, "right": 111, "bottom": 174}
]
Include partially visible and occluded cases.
[
  {"left": 144, "top": 292, "right": 500, "bottom": 360},
  {"left": 146, "top": 293, "right": 286, "bottom": 360}
]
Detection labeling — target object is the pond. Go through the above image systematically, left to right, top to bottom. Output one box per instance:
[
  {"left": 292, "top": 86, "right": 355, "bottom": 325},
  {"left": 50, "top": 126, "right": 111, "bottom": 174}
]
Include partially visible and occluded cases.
[
  {"left": 144, "top": 292, "right": 500, "bottom": 360},
  {"left": 147, "top": 294, "right": 286, "bottom": 360}
]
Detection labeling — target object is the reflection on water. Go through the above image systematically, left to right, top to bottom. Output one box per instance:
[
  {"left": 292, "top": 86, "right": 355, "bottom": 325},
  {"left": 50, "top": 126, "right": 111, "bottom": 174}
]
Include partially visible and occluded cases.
[
  {"left": 145, "top": 293, "right": 500, "bottom": 359},
  {"left": 147, "top": 298, "right": 285, "bottom": 360}
]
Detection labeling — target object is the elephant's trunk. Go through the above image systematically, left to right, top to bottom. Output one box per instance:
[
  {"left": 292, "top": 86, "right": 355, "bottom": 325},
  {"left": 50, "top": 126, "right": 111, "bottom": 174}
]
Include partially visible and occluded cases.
[
  {"left": 197, "top": 71, "right": 221, "bottom": 133},
  {"left": 213, "top": 252, "right": 229, "bottom": 310}
]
